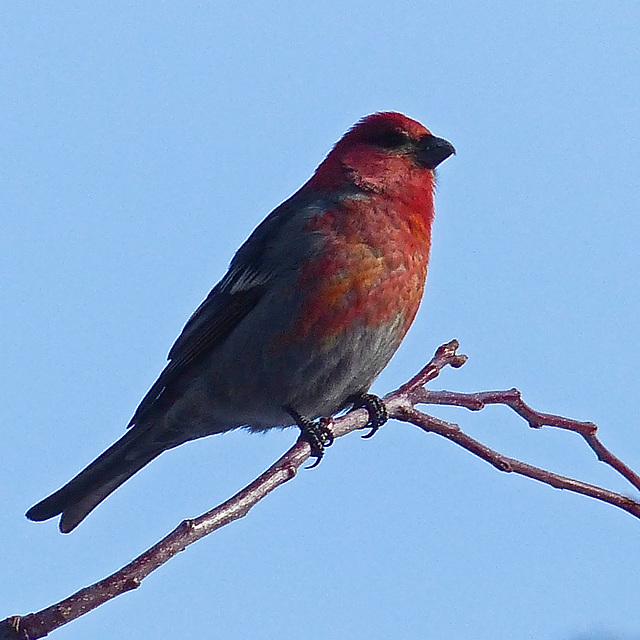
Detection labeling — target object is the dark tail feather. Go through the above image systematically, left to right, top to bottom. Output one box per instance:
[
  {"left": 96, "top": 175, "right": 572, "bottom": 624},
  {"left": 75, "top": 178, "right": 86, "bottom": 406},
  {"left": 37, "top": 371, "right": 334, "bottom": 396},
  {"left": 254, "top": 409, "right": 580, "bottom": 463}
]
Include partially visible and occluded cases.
[{"left": 26, "top": 425, "right": 168, "bottom": 533}]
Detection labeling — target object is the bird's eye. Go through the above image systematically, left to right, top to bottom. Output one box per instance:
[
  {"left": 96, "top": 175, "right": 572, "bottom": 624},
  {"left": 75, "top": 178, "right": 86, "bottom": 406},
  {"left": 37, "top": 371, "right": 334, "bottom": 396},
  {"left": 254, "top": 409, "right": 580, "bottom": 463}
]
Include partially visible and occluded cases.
[{"left": 369, "top": 130, "right": 412, "bottom": 150}]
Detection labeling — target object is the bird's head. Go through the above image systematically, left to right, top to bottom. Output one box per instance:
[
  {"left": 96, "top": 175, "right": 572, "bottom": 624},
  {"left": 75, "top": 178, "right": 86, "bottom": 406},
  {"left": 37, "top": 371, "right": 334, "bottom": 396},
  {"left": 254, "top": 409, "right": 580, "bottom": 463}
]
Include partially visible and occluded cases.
[{"left": 309, "top": 112, "right": 455, "bottom": 195}]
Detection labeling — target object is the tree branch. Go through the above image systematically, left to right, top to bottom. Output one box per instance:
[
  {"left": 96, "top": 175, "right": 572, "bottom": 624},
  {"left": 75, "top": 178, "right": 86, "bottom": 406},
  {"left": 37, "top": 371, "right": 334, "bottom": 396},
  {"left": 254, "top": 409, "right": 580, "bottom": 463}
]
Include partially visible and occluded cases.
[{"left": 3, "top": 339, "right": 639, "bottom": 639}]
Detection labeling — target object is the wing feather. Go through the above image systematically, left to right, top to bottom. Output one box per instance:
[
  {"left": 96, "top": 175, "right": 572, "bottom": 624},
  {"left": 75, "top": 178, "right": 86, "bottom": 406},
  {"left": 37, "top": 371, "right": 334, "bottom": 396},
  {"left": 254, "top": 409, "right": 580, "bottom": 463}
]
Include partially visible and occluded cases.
[{"left": 128, "top": 189, "right": 326, "bottom": 426}]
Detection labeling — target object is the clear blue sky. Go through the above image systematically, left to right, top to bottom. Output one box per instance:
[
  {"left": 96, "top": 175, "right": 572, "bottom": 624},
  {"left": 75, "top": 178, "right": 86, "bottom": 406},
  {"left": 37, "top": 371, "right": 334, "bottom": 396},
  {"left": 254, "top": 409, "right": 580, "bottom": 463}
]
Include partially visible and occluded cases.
[{"left": 2, "top": 3, "right": 640, "bottom": 639}]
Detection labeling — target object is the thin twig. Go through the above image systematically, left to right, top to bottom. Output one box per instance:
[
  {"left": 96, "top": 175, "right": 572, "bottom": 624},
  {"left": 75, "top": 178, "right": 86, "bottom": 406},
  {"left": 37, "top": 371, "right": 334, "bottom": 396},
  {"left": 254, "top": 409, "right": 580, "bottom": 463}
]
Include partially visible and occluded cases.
[
  {"left": 413, "top": 387, "right": 640, "bottom": 494},
  {"left": 393, "top": 404, "right": 640, "bottom": 519}
]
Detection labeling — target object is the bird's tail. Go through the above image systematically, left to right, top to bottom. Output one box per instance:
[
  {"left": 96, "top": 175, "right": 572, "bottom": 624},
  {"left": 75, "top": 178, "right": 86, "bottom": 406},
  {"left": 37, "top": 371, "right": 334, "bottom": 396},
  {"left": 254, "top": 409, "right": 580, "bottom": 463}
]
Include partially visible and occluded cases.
[{"left": 26, "top": 424, "right": 171, "bottom": 533}]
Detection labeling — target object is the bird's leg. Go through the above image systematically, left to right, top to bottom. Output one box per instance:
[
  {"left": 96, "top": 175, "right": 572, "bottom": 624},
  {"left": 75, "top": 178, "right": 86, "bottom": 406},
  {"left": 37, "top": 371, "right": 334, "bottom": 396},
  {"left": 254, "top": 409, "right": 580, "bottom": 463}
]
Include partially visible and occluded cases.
[
  {"left": 348, "top": 393, "right": 389, "bottom": 439},
  {"left": 284, "top": 406, "right": 334, "bottom": 469}
]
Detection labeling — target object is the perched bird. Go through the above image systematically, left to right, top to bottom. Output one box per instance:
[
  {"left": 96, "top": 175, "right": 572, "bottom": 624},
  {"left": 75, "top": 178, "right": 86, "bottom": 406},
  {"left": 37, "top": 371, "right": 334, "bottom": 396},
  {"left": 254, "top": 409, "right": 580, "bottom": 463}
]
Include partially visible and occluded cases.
[{"left": 26, "top": 112, "right": 455, "bottom": 532}]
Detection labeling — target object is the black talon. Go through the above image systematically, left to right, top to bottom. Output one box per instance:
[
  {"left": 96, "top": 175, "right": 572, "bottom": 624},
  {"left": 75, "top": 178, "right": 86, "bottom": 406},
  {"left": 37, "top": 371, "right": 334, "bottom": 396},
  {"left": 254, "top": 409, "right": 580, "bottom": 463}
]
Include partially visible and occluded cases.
[
  {"left": 348, "top": 393, "right": 389, "bottom": 439},
  {"left": 285, "top": 406, "right": 334, "bottom": 468}
]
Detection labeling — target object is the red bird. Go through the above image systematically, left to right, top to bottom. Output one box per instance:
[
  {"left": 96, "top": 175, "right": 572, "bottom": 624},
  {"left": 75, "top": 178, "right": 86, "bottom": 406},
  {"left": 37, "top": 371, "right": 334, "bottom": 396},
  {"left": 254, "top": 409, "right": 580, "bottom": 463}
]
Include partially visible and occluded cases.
[{"left": 27, "top": 112, "right": 455, "bottom": 532}]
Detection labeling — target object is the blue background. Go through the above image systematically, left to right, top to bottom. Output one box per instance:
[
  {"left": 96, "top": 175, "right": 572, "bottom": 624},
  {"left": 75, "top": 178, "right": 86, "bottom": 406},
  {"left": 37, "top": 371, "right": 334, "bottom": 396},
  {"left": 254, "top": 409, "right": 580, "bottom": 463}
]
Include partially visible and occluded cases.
[{"left": 2, "top": 3, "right": 640, "bottom": 639}]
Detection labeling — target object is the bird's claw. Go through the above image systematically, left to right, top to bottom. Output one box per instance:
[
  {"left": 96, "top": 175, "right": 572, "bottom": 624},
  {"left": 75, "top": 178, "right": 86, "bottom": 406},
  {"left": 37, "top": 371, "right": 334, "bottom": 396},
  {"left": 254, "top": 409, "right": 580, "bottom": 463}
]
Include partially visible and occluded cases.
[
  {"left": 349, "top": 393, "right": 389, "bottom": 439},
  {"left": 285, "top": 406, "right": 334, "bottom": 469},
  {"left": 304, "top": 417, "right": 335, "bottom": 469}
]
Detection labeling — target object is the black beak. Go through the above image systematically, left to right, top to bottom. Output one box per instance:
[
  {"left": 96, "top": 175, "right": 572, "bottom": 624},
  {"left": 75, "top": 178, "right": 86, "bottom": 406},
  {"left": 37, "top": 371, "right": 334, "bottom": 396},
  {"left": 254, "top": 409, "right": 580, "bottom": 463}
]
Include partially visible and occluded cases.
[{"left": 415, "top": 135, "right": 456, "bottom": 170}]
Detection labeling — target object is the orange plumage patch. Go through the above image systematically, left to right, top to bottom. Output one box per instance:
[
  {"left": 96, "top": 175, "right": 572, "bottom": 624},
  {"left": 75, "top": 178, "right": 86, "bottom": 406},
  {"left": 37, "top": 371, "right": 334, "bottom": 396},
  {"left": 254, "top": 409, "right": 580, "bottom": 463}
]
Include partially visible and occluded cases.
[{"left": 293, "top": 191, "right": 432, "bottom": 343}]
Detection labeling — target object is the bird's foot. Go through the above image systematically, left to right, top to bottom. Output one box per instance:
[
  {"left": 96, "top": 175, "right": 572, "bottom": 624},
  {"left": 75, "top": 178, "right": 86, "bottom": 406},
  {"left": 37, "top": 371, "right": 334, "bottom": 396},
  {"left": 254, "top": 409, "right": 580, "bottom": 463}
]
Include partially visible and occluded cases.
[
  {"left": 348, "top": 393, "right": 389, "bottom": 439},
  {"left": 285, "top": 406, "right": 334, "bottom": 469}
]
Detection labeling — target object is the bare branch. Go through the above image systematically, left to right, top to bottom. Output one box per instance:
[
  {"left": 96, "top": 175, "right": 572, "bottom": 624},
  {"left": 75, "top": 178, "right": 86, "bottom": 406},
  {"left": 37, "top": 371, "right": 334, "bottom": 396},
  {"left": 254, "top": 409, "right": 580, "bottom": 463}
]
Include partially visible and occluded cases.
[
  {"left": 3, "top": 339, "right": 639, "bottom": 639},
  {"left": 414, "top": 387, "right": 640, "bottom": 494},
  {"left": 394, "top": 404, "right": 640, "bottom": 519},
  {"left": 0, "top": 407, "right": 377, "bottom": 640}
]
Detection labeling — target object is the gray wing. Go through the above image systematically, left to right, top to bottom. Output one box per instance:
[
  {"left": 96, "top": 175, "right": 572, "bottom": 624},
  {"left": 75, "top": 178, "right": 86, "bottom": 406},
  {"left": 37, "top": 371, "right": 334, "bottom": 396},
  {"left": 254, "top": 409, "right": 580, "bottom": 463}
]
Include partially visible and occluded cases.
[
  {"left": 128, "top": 189, "right": 324, "bottom": 426},
  {"left": 128, "top": 275, "right": 269, "bottom": 427}
]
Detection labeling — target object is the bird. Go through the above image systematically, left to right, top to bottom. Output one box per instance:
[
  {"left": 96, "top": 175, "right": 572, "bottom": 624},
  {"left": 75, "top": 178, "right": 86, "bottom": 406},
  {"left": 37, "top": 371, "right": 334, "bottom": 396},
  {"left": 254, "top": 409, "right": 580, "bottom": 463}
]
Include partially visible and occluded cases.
[{"left": 26, "top": 112, "right": 455, "bottom": 533}]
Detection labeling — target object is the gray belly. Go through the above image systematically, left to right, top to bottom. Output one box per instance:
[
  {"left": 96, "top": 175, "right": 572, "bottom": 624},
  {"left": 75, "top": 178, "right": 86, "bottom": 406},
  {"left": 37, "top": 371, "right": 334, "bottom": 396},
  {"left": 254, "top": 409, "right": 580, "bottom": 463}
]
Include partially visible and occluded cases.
[{"left": 163, "top": 304, "right": 405, "bottom": 436}]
